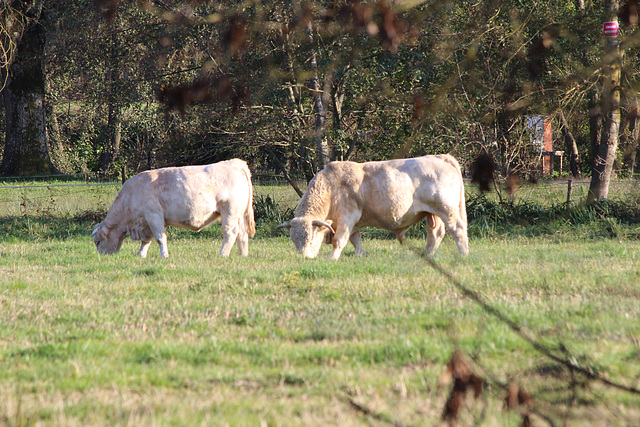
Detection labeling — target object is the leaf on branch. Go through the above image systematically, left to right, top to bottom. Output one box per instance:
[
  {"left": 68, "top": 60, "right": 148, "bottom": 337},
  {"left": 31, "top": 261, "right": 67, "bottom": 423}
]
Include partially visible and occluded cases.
[
  {"left": 95, "top": 0, "right": 120, "bottom": 23},
  {"left": 138, "top": 0, "right": 152, "bottom": 12},
  {"left": 621, "top": 0, "right": 640, "bottom": 26},
  {"left": 325, "top": 1, "right": 404, "bottom": 51},
  {"left": 344, "top": 1, "right": 377, "bottom": 35},
  {"left": 378, "top": 1, "right": 405, "bottom": 54},
  {"left": 282, "top": 3, "right": 314, "bottom": 38},
  {"left": 298, "top": 3, "right": 315, "bottom": 29},
  {"left": 223, "top": 16, "right": 248, "bottom": 56},
  {"left": 527, "top": 28, "right": 557, "bottom": 80},
  {"left": 159, "top": 77, "right": 250, "bottom": 115},
  {"left": 159, "top": 79, "right": 212, "bottom": 115},
  {"left": 230, "top": 83, "right": 250, "bottom": 112},
  {"left": 412, "top": 95, "right": 425, "bottom": 126},
  {"left": 470, "top": 153, "right": 496, "bottom": 193},
  {"left": 506, "top": 173, "right": 519, "bottom": 197},
  {"left": 441, "top": 351, "right": 484, "bottom": 424},
  {"left": 505, "top": 382, "right": 534, "bottom": 427}
]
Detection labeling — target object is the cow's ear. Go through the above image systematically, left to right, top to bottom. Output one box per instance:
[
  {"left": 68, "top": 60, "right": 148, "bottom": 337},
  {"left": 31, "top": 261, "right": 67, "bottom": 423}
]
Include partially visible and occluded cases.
[
  {"left": 312, "top": 219, "right": 334, "bottom": 243},
  {"left": 312, "top": 220, "right": 335, "bottom": 234},
  {"left": 276, "top": 221, "right": 291, "bottom": 230},
  {"left": 92, "top": 223, "right": 108, "bottom": 239},
  {"left": 98, "top": 225, "right": 110, "bottom": 239}
]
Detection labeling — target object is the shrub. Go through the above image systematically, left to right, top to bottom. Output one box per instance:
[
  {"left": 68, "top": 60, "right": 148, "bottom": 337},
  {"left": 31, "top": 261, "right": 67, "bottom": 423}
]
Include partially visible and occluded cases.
[
  {"left": 465, "top": 194, "right": 640, "bottom": 239},
  {"left": 253, "top": 195, "right": 295, "bottom": 237}
]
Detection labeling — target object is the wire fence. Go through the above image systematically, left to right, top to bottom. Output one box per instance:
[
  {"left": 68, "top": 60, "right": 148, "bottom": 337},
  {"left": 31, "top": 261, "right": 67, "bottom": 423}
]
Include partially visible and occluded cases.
[
  {"left": 0, "top": 174, "right": 639, "bottom": 219},
  {"left": 0, "top": 174, "right": 303, "bottom": 218}
]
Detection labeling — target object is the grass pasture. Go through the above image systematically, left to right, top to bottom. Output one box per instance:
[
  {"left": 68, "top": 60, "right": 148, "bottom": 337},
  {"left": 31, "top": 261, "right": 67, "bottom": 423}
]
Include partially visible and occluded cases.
[{"left": 0, "top": 180, "right": 640, "bottom": 426}]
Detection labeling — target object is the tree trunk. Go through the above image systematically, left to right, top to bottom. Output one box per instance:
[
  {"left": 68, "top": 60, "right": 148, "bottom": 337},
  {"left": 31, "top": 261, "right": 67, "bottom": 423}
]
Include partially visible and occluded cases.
[
  {"left": 588, "top": 1, "right": 621, "bottom": 202},
  {"left": 0, "top": 2, "right": 56, "bottom": 176},
  {"left": 307, "top": 22, "right": 329, "bottom": 171},
  {"left": 281, "top": 24, "right": 314, "bottom": 183},
  {"left": 99, "top": 25, "right": 122, "bottom": 173},
  {"left": 331, "top": 65, "right": 350, "bottom": 160},
  {"left": 286, "top": 78, "right": 314, "bottom": 183},
  {"left": 588, "top": 91, "right": 602, "bottom": 169},
  {"left": 621, "top": 98, "right": 639, "bottom": 177},
  {"left": 46, "top": 102, "right": 72, "bottom": 173},
  {"left": 98, "top": 105, "right": 122, "bottom": 172},
  {"left": 495, "top": 112, "right": 512, "bottom": 176},
  {"left": 628, "top": 113, "right": 640, "bottom": 177},
  {"left": 344, "top": 114, "right": 364, "bottom": 161},
  {"left": 264, "top": 146, "right": 304, "bottom": 197}
]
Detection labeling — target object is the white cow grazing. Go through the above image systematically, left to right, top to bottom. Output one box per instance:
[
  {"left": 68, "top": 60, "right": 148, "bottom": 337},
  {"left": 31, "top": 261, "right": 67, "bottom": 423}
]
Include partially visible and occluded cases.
[
  {"left": 278, "top": 154, "right": 468, "bottom": 260},
  {"left": 92, "top": 159, "right": 255, "bottom": 258}
]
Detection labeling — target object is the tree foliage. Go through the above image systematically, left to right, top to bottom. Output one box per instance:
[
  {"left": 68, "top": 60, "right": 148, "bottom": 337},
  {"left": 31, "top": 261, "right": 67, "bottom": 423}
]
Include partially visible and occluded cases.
[{"left": 2, "top": 0, "right": 640, "bottom": 187}]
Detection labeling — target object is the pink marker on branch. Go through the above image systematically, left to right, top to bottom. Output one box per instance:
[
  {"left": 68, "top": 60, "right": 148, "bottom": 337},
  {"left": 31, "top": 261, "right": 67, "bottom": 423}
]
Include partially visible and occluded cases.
[{"left": 603, "top": 21, "right": 619, "bottom": 37}]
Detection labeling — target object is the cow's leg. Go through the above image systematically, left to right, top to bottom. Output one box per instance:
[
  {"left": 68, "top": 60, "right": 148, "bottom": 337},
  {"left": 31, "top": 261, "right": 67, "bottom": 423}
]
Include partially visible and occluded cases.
[
  {"left": 439, "top": 211, "right": 469, "bottom": 256},
  {"left": 145, "top": 213, "right": 169, "bottom": 258},
  {"left": 424, "top": 214, "right": 446, "bottom": 255},
  {"left": 219, "top": 215, "right": 240, "bottom": 257},
  {"left": 451, "top": 219, "right": 469, "bottom": 255},
  {"left": 236, "top": 221, "right": 249, "bottom": 256},
  {"left": 330, "top": 225, "right": 352, "bottom": 260},
  {"left": 349, "top": 231, "right": 365, "bottom": 256},
  {"left": 236, "top": 232, "right": 249, "bottom": 256},
  {"left": 156, "top": 234, "right": 169, "bottom": 258},
  {"left": 138, "top": 240, "right": 152, "bottom": 258}
]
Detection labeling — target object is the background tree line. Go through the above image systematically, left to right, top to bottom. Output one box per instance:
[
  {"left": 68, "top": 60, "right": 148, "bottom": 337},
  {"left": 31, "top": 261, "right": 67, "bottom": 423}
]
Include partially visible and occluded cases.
[{"left": 2, "top": 0, "right": 640, "bottom": 200}]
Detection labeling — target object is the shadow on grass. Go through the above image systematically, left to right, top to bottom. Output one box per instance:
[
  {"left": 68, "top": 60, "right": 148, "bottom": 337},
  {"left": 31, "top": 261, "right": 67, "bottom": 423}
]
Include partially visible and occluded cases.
[
  {"left": 3, "top": 197, "right": 640, "bottom": 242},
  {"left": 0, "top": 210, "right": 105, "bottom": 241}
]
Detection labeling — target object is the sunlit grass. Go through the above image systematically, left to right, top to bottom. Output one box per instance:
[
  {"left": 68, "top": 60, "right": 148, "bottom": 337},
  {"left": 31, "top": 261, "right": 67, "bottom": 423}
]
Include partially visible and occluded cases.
[
  {"left": 1, "top": 181, "right": 640, "bottom": 424},
  {"left": 1, "top": 232, "right": 639, "bottom": 425}
]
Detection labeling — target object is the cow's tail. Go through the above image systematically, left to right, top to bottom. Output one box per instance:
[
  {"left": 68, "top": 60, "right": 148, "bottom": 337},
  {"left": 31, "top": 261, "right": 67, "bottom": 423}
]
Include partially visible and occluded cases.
[
  {"left": 440, "top": 154, "right": 467, "bottom": 225},
  {"left": 240, "top": 161, "right": 256, "bottom": 238}
]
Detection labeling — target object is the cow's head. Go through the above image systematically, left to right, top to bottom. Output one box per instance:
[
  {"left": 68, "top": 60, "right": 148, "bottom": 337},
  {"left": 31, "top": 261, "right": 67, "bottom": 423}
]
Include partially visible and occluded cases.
[
  {"left": 278, "top": 217, "right": 335, "bottom": 258},
  {"left": 91, "top": 222, "right": 125, "bottom": 255}
]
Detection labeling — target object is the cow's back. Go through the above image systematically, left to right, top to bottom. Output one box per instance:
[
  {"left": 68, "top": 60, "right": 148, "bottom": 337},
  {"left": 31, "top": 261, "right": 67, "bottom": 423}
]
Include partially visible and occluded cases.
[
  {"left": 356, "top": 156, "right": 463, "bottom": 230},
  {"left": 296, "top": 161, "right": 366, "bottom": 218},
  {"left": 157, "top": 162, "right": 249, "bottom": 229}
]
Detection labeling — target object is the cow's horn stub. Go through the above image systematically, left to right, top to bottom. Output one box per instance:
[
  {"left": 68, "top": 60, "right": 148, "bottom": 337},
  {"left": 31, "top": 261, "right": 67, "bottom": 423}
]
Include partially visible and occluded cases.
[
  {"left": 312, "top": 220, "right": 335, "bottom": 234},
  {"left": 276, "top": 221, "right": 291, "bottom": 230},
  {"left": 91, "top": 223, "right": 102, "bottom": 237}
]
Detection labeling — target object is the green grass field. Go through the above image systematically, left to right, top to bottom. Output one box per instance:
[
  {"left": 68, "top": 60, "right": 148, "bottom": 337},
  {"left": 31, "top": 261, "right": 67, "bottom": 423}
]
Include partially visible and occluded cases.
[{"left": 1, "top": 181, "right": 640, "bottom": 426}]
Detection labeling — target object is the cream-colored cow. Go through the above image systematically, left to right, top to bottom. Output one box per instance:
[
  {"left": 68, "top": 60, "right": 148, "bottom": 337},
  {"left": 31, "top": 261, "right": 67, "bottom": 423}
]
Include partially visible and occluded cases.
[
  {"left": 279, "top": 155, "right": 468, "bottom": 260},
  {"left": 92, "top": 159, "right": 255, "bottom": 258}
]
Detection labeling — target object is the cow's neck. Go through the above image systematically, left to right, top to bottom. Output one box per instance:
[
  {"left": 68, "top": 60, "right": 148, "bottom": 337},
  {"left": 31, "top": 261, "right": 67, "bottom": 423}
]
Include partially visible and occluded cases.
[
  {"left": 296, "top": 173, "right": 331, "bottom": 219},
  {"left": 102, "top": 193, "right": 130, "bottom": 231}
]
